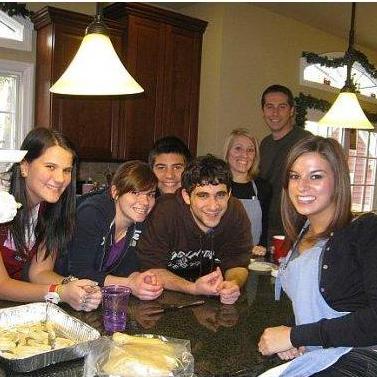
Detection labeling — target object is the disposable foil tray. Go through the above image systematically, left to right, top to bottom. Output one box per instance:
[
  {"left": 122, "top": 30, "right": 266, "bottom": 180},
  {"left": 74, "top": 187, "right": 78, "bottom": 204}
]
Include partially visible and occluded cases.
[{"left": 0, "top": 302, "right": 101, "bottom": 373}]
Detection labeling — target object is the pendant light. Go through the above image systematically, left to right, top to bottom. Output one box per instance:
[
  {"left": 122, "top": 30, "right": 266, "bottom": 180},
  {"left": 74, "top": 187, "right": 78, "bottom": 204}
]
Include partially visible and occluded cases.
[
  {"left": 319, "top": 3, "right": 374, "bottom": 130},
  {"left": 50, "top": 4, "right": 143, "bottom": 96}
]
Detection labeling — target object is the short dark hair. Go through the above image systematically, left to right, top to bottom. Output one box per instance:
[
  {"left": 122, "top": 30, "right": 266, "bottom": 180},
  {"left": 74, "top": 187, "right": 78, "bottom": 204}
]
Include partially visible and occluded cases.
[
  {"left": 261, "top": 84, "right": 295, "bottom": 108},
  {"left": 148, "top": 136, "right": 192, "bottom": 167},
  {"left": 181, "top": 154, "right": 232, "bottom": 195}
]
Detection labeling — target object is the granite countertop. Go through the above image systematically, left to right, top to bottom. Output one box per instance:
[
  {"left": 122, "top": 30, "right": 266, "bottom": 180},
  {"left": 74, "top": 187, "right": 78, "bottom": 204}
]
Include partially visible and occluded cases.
[{"left": 0, "top": 272, "right": 292, "bottom": 377}]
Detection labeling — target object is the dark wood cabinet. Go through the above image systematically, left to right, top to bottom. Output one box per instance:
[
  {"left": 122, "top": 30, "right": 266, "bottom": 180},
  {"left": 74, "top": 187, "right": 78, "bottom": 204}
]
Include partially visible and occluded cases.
[
  {"left": 104, "top": 3, "right": 207, "bottom": 160},
  {"left": 33, "top": 4, "right": 207, "bottom": 161},
  {"left": 33, "top": 7, "right": 126, "bottom": 161}
]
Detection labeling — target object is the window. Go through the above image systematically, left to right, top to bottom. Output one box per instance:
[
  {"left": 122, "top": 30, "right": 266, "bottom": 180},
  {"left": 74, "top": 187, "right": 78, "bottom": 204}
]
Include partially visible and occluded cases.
[
  {"left": 0, "top": 10, "right": 33, "bottom": 51},
  {"left": 0, "top": 10, "right": 34, "bottom": 150},
  {"left": 301, "top": 52, "right": 377, "bottom": 103},
  {"left": 301, "top": 53, "right": 377, "bottom": 212},
  {"left": 0, "top": 60, "right": 34, "bottom": 149},
  {"left": 0, "top": 73, "right": 17, "bottom": 148},
  {"left": 305, "top": 122, "right": 377, "bottom": 212}
]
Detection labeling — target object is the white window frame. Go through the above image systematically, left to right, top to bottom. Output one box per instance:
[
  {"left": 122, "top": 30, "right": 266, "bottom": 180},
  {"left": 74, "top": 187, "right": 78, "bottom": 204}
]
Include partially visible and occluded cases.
[
  {"left": 0, "top": 11, "right": 33, "bottom": 51},
  {"left": 300, "top": 52, "right": 377, "bottom": 105},
  {"left": 0, "top": 59, "right": 34, "bottom": 148},
  {"left": 305, "top": 118, "right": 377, "bottom": 212}
]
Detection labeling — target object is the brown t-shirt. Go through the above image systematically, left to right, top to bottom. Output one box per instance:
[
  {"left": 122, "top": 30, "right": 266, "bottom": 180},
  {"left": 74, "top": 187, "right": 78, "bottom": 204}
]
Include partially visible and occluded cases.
[{"left": 137, "top": 190, "right": 251, "bottom": 282}]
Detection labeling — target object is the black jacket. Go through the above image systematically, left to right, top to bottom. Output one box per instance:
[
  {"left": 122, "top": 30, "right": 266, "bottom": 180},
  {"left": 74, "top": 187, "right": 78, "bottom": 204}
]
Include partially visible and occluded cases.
[
  {"left": 64, "top": 190, "right": 141, "bottom": 286},
  {"left": 291, "top": 213, "right": 377, "bottom": 348}
]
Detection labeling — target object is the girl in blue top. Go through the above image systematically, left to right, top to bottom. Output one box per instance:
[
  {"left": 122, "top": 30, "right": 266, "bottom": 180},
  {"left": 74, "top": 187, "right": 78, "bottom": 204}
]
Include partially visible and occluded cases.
[{"left": 258, "top": 136, "right": 377, "bottom": 377}]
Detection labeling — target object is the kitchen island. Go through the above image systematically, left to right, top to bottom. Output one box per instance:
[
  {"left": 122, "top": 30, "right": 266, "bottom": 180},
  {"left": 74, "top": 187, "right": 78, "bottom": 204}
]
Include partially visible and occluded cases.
[{"left": 0, "top": 271, "right": 292, "bottom": 377}]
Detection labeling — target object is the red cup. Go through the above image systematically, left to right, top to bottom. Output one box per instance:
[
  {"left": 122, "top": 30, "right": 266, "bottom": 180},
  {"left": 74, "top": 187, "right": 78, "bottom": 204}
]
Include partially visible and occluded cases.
[{"left": 272, "top": 235, "right": 289, "bottom": 264}]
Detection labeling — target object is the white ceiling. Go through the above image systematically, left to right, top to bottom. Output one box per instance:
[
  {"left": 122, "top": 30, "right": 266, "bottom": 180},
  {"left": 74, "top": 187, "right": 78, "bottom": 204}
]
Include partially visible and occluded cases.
[
  {"left": 157, "top": 2, "right": 377, "bottom": 52},
  {"left": 254, "top": 2, "right": 377, "bottom": 52}
]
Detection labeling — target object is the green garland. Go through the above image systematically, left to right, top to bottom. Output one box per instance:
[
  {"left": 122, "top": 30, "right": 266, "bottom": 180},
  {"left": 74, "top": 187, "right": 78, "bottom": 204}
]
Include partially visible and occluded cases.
[
  {"left": 0, "top": 3, "right": 33, "bottom": 18},
  {"left": 299, "top": 48, "right": 377, "bottom": 126},
  {"left": 302, "top": 49, "right": 377, "bottom": 80},
  {"left": 302, "top": 52, "right": 346, "bottom": 68},
  {"left": 294, "top": 93, "right": 377, "bottom": 127},
  {"left": 294, "top": 93, "right": 331, "bottom": 128}
]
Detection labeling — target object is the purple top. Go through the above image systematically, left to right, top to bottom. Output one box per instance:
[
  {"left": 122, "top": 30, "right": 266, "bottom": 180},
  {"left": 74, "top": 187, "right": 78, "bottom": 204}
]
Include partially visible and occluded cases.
[{"left": 104, "top": 236, "right": 127, "bottom": 269}]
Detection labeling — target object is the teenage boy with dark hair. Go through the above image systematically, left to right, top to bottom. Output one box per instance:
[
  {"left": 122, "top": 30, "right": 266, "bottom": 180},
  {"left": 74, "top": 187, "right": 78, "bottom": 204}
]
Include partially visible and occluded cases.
[
  {"left": 148, "top": 136, "right": 192, "bottom": 195},
  {"left": 137, "top": 154, "right": 251, "bottom": 304}
]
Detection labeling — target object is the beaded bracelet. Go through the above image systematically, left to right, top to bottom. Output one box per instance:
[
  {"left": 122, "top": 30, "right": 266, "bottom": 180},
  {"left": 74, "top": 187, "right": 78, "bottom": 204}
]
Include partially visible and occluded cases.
[{"left": 61, "top": 275, "right": 78, "bottom": 285}]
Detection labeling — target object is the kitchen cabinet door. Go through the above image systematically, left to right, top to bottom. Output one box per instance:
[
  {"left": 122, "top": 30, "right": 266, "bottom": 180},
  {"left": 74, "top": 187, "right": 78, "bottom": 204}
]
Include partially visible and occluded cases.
[
  {"left": 104, "top": 2, "right": 207, "bottom": 160},
  {"left": 33, "top": 7, "right": 126, "bottom": 161},
  {"left": 120, "top": 15, "right": 166, "bottom": 160},
  {"left": 161, "top": 24, "right": 202, "bottom": 154}
]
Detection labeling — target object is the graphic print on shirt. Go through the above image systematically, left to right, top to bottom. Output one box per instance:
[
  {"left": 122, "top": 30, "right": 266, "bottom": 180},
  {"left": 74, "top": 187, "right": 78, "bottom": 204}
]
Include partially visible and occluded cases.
[{"left": 167, "top": 248, "right": 219, "bottom": 281}]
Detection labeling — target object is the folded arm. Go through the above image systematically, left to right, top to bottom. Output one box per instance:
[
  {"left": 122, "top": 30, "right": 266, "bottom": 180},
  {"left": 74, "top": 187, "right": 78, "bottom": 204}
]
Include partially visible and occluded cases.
[
  {"left": 28, "top": 247, "right": 101, "bottom": 311},
  {"left": 150, "top": 267, "right": 223, "bottom": 296},
  {"left": 217, "top": 267, "right": 249, "bottom": 304},
  {"left": 104, "top": 271, "right": 163, "bottom": 300}
]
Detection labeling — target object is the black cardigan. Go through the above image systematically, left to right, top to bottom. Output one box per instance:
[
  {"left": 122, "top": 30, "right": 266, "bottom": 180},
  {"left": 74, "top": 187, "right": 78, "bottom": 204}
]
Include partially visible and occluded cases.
[
  {"left": 65, "top": 190, "right": 141, "bottom": 286},
  {"left": 291, "top": 213, "right": 377, "bottom": 348}
]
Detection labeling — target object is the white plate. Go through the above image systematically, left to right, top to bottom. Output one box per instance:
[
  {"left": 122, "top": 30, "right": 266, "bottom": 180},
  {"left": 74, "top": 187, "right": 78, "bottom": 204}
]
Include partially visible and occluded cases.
[
  {"left": 0, "top": 150, "right": 27, "bottom": 163},
  {"left": 248, "top": 261, "right": 277, "bottom": 272}
]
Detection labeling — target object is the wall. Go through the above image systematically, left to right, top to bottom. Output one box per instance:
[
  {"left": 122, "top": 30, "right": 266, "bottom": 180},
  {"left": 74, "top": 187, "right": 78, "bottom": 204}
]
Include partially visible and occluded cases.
[
  {"left": 1, "top": 2, "right": 110, "bottom": 184},
  {"left": 5, "top": 2, "right": 377, "bottom": 164},
  {"left": 27, "top": 2, "right": 95, "bottom": 15},
  {"left": 0, "top": 3, "right": 95, "bottom": 63},
  {"left": 177, "top": 3, "right": 377, "bottom": 156}
]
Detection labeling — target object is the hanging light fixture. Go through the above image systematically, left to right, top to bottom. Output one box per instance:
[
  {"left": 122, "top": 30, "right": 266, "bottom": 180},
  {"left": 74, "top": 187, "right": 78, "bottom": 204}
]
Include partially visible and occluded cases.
[
  {"left": 319, "top": 3, "right": 374, "bottom": 130},
  {"left": 50, "top": 4, "right": 144, "bottom": 96}
]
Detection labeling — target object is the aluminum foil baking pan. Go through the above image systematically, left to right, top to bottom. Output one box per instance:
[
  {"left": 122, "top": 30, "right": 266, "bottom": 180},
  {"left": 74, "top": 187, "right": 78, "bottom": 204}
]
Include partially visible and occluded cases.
[
  {"left": 0, "top": 302, "right": 100, "bottom": 373},
  {"left": 0, "top": 357, "right": 85, "bottom": 377}
]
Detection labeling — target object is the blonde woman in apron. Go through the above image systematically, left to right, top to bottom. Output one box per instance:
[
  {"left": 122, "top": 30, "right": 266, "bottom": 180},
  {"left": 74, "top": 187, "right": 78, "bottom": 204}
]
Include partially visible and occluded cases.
[
  {"left": 224, "top": 128, "right": 271, "bottom": 255},
  {"left": 258, "top": 136, "right": 377, "bottom": 376}
]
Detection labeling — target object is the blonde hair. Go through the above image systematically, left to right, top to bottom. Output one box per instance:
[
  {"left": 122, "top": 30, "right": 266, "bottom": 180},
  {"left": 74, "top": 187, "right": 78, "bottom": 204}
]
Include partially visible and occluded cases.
[{"left": 223, "top": 127, "right": 260, "bottom": 179}]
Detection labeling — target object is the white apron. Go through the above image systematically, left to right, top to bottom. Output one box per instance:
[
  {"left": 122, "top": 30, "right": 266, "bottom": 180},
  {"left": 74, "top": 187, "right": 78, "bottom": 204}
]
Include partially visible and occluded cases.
[
  {"left": 239, "top": 180, "right": 262, "bottom": 246},
  {"left": 272, "top": 230, "right": 352, "bottom": 377}
]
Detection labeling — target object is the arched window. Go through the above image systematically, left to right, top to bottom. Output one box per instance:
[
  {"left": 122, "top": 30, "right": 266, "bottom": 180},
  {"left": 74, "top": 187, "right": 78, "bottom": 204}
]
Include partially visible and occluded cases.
[{"left": 301, "top": 52, "right": 377, "bottom": 102}]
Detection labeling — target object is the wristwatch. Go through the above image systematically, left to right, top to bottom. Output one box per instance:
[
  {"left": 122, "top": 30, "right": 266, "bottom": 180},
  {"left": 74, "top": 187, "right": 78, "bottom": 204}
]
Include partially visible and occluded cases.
[{"left": 44, "top": 284, "right": 61, "bottom": 304}]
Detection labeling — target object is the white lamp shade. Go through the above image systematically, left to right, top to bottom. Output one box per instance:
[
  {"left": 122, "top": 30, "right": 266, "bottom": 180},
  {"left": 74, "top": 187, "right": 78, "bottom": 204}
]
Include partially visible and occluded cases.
[
  {"left": 50, "top": 33, "right": 144, "bottom": 95},
  {"left": 319, "top": 92, "right": 374, "bottom": 129}
]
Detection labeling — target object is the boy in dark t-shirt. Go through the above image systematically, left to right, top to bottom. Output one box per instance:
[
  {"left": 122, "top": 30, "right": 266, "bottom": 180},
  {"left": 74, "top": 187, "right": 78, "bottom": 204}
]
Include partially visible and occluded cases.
[{"left": 137, "top": 155, "right": 252, "bottom": 304}]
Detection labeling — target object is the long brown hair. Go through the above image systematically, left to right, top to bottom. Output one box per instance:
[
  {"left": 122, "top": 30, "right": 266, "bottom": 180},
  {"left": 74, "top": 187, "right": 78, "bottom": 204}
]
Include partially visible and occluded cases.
[
  {"left": 5, "top": 128, "right": 77, "bottom": 260},
  {"left": 281, "top": 136, "right": 352, "bottom": 243}
]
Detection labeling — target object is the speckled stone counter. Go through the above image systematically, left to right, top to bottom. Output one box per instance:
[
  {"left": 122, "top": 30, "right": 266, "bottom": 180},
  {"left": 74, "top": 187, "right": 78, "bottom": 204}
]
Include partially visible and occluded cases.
[{"left": 0, "top": 272, "right": 292, "bottom": 377}]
